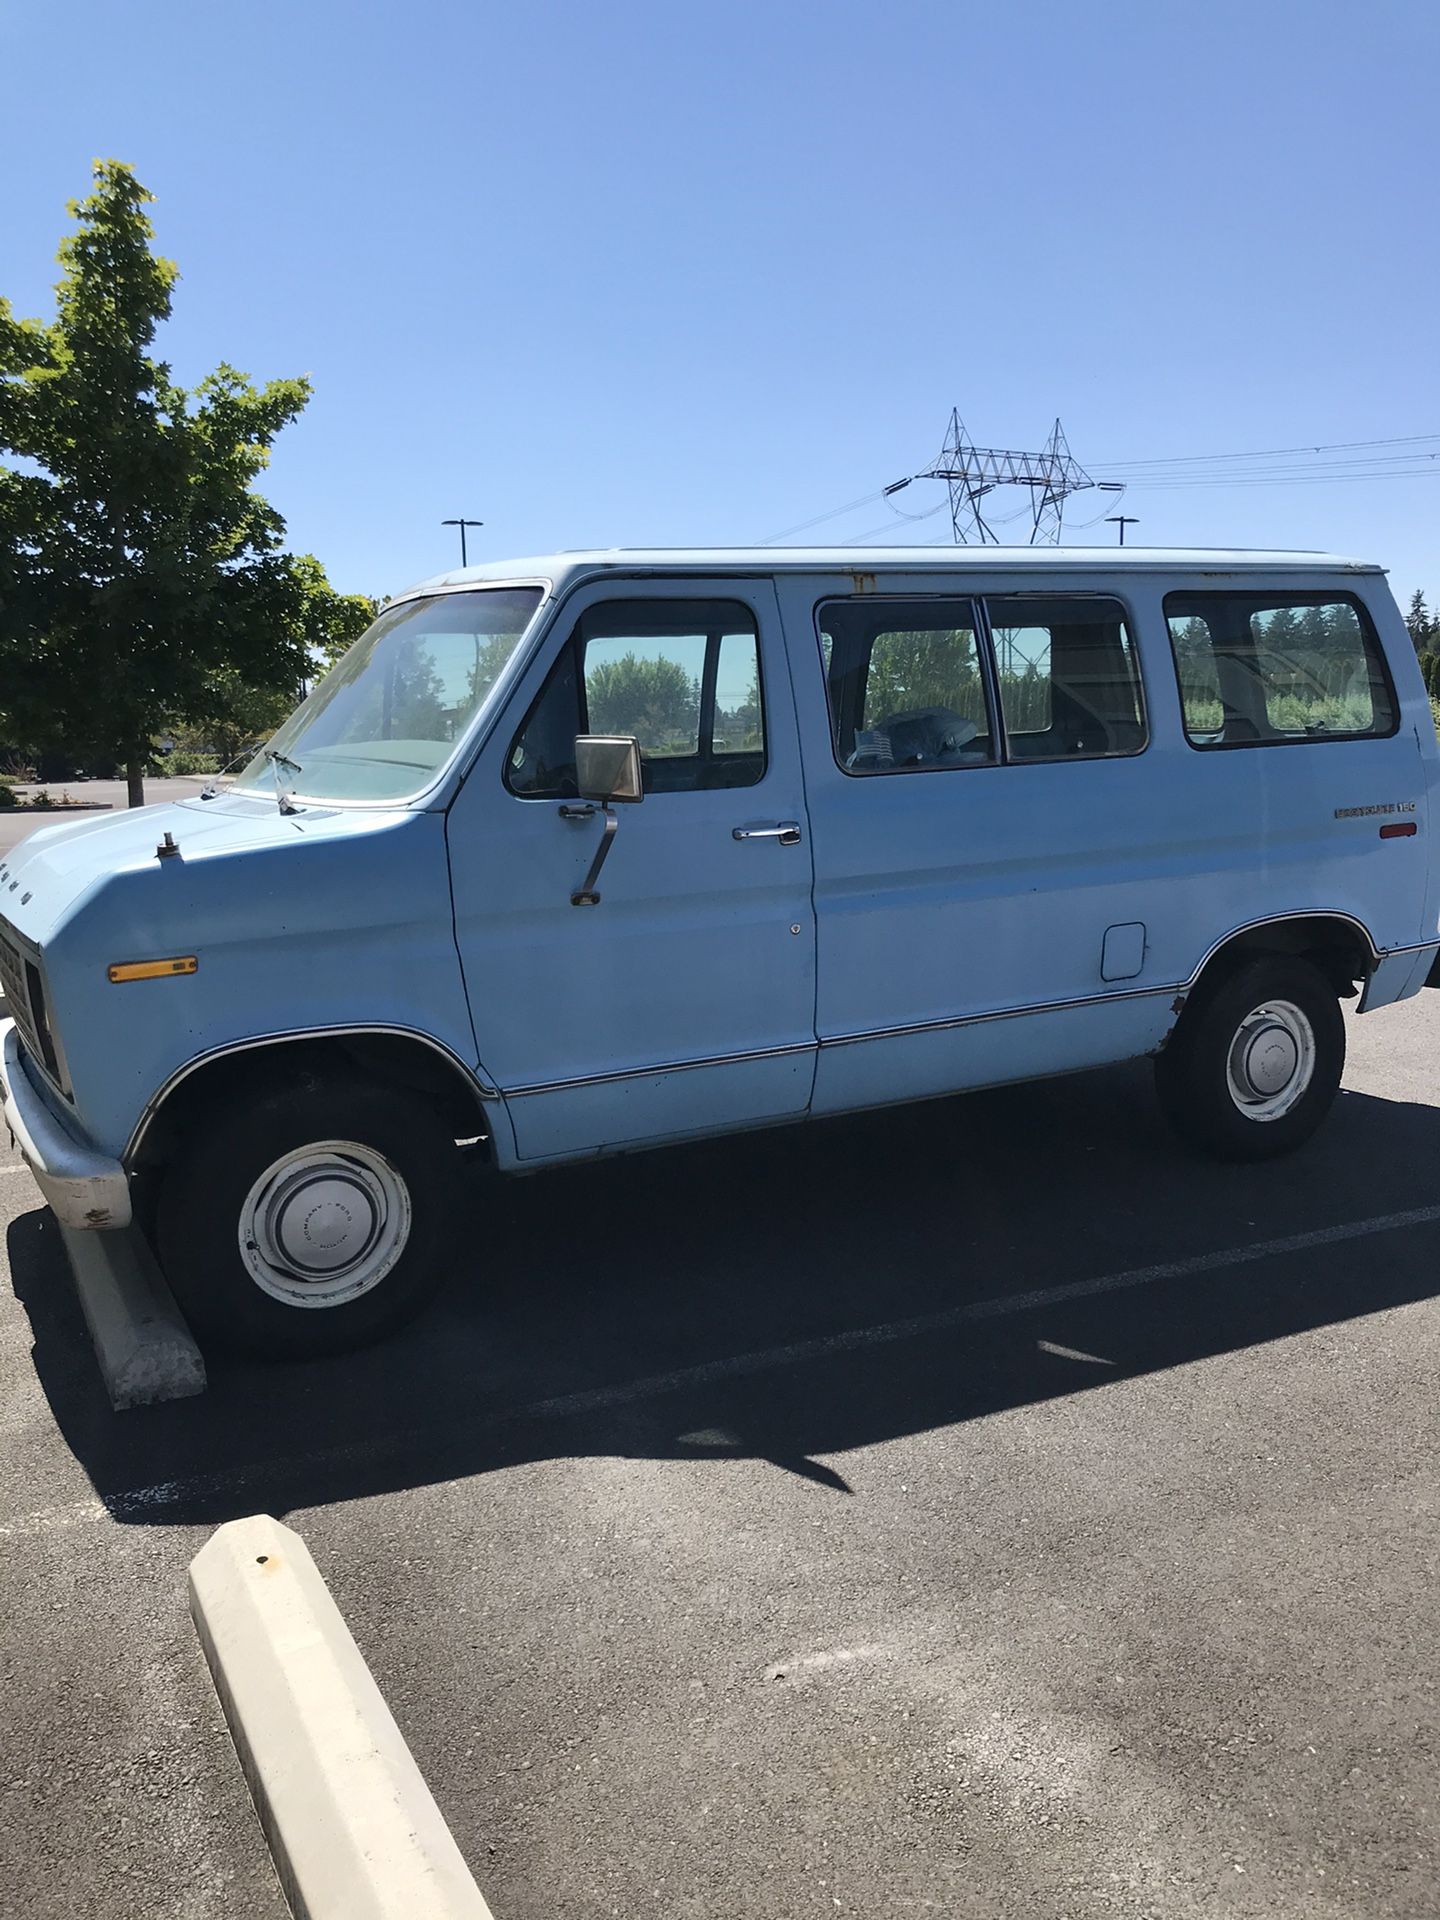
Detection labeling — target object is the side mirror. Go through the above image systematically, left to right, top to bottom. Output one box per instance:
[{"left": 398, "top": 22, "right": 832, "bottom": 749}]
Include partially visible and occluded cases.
[{"left": 574, "top": 735, "right": 643, "bottom": 805}]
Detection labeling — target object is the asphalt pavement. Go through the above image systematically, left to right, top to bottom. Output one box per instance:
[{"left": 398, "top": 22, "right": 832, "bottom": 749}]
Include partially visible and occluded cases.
[{"left": 1, "top": 794, "right": 1437, "bottom": 1915}]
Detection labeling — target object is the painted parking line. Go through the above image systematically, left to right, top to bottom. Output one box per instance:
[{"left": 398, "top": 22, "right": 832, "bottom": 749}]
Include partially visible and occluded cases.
[
  {"left": 4, "top": 1200, "right": 1440, "bottom": 1539},
  {"left": 523, "top": 1200, "right": 1440, "bottom": 1420}
]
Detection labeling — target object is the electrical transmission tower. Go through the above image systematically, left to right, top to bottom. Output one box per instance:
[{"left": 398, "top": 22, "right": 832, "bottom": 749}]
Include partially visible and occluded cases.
[{"left": 913, "top": 411, "right": 1110, "bottom": 544}]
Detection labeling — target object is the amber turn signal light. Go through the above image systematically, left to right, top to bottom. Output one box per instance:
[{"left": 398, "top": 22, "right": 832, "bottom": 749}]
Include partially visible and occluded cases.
[{"left": 107, "top": 956, "right": 198, "bottom": 983}]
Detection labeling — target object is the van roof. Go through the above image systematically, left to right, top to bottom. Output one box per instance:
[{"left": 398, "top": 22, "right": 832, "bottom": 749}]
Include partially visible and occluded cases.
[{"left": 398, "top": 546, "right": 1385, "bottom": 599}]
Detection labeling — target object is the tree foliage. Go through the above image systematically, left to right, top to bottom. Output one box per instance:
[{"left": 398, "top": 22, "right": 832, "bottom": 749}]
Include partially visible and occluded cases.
[
  {"left": 0, "top": 161, "right": 364, "bottom": 802},
  {"left": 1406, "top": 589, "right": 1436, "bottom": 657},
  {"left": 861, "top": 626, "right": 995, "bottom": 734},
  {"left": 586, "top": 651, "right": 699, "bottom": 749}
]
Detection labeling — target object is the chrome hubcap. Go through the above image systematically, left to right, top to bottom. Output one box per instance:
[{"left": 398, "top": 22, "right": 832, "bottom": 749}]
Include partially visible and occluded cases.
[
  {"left": 1225, "top": 1000, "right": 1316, "bottom": 1122},
  {"left": 239, "top": 1140, "right": 411, "bottom": 1308}
]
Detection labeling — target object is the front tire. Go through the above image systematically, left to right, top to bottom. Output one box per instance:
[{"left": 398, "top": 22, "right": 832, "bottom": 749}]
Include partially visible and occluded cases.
[
  {"left": 1154, "top": 956, "right": 1345, "bottom": 1162},
  {"left": 155, "top": 1076, "right": 462, "bottom": 1358}
]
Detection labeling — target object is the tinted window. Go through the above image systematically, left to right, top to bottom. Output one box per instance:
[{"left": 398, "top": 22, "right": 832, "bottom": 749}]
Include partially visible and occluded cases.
[
  {"left": 1164, "top": 592, "right": 1397, "bottom": 746},
  {"left": 986, "top": 596, "right": 1145, "bottom": 759},
  {"left": 507, "top": 599, "right": 765, "bottom": 796},
  {"left": 819, "top": 600, "right": 996, "bottom": 773}
]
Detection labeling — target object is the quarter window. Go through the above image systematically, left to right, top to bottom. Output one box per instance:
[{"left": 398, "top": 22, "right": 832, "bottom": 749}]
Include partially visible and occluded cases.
[
  {"left": 1165, "top": 592, "right": 1397, "bottom": 747},
  {"left": 985, "top": 596, "right": 1145, "bottom": 759},
  {"left": 507, "top": 599, "right": 765, "bottom": 796}
]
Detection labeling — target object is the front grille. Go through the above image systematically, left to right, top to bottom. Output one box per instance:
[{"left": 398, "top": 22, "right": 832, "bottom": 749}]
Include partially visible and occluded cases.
[{"left": 0, "top": 920, "right": 46, "bottom": 1074}]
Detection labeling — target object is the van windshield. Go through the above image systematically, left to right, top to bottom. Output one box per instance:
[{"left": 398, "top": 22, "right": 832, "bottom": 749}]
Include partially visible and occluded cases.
[{"left": 233, "top": 586, "right": 545, "bottom": 804}]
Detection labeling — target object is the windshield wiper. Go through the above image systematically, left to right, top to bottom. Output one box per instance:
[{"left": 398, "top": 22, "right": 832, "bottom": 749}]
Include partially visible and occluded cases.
[{"left": 265, "top": 749, "right": 303, "bottom": 816}]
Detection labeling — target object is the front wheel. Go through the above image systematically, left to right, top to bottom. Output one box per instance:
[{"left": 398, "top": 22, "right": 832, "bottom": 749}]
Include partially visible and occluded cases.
[
  {"left": 1154, "top": 956, "right": 1346, "bottom": 1161},
  {"left": 155, "top": 1077, "right": 463, "bottom": 1358}
]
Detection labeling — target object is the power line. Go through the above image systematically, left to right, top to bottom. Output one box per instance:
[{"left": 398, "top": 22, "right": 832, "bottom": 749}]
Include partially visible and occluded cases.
[
  {"left": 757, "top": 428, "right": 1440, "bottom": 551},
  {"left": 1089, "top": 431, "right": 1440, "bottom": 470},
  {"left": 1112, "top": 454, "right": 1440, "bottom": 483},
  {"left": 1128, "top": 468, "right": 1440, "bottom": 492},
  {"left": 1067, "top": 486, "right": 1130, "bottom": 530},
  {"left": 757, "top": 489, "right": 891, "bottom": 544},
  {"left": 840, "top": 499, "right": 947, "bottom": 544}
]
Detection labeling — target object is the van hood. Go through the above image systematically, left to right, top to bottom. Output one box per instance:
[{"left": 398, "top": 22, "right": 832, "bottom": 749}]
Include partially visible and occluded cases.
[{"left": 0, "top": 792, "right": 414, "bottom": 948}]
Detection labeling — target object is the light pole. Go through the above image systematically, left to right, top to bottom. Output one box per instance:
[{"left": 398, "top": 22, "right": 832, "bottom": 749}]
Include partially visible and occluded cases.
[
  {"left": 1106, "top": 515, "right": 1140, "bottom": 546},
  {"left": 442, "top": 518, "right": 484, "bottom": 566}
]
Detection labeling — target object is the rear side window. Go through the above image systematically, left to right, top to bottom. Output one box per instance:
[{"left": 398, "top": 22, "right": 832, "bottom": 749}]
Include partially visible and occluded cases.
[
  {"left": 1165, "top": 592, "right": 1397, "bottom": 747},
  {"left": 985, "top": 596, "right": 1145, "bottom": 759},
  {"left": 506, "top": 598, "right": 765, "bottom": 797},
  {"left": 819, "top": 599, "right": 997, "bottom": 773}
]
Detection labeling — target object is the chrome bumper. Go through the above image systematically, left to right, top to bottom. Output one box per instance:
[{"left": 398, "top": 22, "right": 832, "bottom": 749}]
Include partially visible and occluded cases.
[{"left": 1, "top": 1018, "right": 132, "bottom": 1230}]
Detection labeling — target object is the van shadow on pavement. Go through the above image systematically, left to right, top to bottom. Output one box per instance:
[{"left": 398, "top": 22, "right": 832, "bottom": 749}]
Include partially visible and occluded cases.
[{"left": 10, "top": 1060, "right": 1440, "bottom": 1525}]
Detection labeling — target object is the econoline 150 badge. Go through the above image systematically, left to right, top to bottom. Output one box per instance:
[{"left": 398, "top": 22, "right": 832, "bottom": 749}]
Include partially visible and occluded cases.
[{"left": 1334, "top": 800, "right": 1417, "bottom": 819}]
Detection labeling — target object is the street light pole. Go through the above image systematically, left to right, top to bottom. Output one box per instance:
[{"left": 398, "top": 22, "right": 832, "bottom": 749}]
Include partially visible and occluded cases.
[
  {"left": 1106, "top": 515, "right": 1140, "bottom": 546},
  {"left": 441, "top": 518, "right": 484, "bottom": 567}
]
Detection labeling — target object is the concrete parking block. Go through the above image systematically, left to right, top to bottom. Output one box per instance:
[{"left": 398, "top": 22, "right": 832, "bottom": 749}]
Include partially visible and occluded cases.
[
  {"left": 57, "top": 1219, "right": 207, "bottom": 1409},
  {"left": 189, "top": 1514, "right": 496, "bottom": 1920}
]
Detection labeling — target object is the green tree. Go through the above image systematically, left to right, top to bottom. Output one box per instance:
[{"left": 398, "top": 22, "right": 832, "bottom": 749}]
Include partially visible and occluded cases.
[
  {"left": 0, "top": 161, "right": 354, "bottom": 804},
  {"left": 178, "top": 556, "right": 380, "bottom": 764},
  {"left": 306, "top": 564, "right": 382, "bottom": 674},
  {"left": 1405, "top": 589, "right": 1433, "bottom": 656},
  {"left": 1259, "top": 605, "right": 1301, "bottom": 650},
  {"left": 864, "top": 627, "right": 983, "bottom": 722},
  {"left": 466, "top": 629, "right": 523, "bottom": 709},
  {"left": 585, "top": 651, "right": 699, "bottom": 750},
  {"left": 716, "top": 668, "right": 762, "bottom": 749}
]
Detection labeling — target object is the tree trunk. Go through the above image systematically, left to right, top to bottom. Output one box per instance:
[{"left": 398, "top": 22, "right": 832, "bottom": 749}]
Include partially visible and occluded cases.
[{"left": 125, "top": 756, "right": 146, "bottom": 808}]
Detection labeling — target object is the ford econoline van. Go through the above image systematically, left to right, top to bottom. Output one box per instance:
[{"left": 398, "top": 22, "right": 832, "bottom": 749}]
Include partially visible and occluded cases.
[{"left": 3, "top": 548, "right": 1437, "bottom": 1357}]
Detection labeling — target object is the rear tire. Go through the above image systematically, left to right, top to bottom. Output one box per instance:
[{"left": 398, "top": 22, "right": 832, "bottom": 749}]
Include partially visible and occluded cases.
[
  {"left": 1154, "top": 956, "right": 1345, "bottom": 1161},
  {"left": 155, "top": 1076, "right": 461, "bottom": 1359}
]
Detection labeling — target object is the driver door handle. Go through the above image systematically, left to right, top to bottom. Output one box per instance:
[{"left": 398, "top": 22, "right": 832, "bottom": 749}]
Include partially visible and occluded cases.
[{"left": 733, "top": 822, "right": 802, "bottom": 845}]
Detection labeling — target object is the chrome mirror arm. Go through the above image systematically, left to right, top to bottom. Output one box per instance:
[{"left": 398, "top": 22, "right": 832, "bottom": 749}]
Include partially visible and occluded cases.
[{"left": 570, "top": 807, "right": 619, "bottom": 906}]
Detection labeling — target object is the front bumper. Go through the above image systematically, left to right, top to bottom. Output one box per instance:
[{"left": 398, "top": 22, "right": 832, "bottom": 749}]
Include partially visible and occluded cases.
[{"left": 1, "top": 1018, "right": 132, "bottom": 1230}]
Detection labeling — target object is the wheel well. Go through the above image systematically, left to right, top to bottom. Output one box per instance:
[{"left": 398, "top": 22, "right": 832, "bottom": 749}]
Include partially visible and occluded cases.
[
  {"left": 1190, "top": 916, "right": 1373, "bottom": 1005},
  {"left": 129, "top": 1033, "right": 494, "bottom": 1174}
]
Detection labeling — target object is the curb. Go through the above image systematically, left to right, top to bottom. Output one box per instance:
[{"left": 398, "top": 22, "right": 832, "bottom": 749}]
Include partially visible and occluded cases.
[
  {"left": 57, "top": 1221, "right": 207, "bottom": 1409},
  {"left": 190, "top": 1515, "right": 496, "bottom": 1920}
]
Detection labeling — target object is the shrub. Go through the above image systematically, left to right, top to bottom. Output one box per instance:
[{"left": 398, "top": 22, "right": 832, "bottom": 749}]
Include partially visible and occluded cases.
[
  {"left": 165, "top": 749, "right": 220, "bottom": 775},
  {"left": 0, "top": 784, "right": 16, "bottom": 809},
  {"left": 29, "top": 789, "right": 54, "bottom": 810}
]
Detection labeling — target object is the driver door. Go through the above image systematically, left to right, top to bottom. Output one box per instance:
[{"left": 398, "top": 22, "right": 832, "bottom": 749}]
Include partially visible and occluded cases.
[{"left": 446, "top": 578, "right": 819, "bottom": 1162}]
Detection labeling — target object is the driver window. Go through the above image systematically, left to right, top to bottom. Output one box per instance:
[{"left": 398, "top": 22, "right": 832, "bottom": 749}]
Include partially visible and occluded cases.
[
  {"left": 507, "top": 598, "right": 766, "bottom": 797},
  {"left": 820, "top": 599, "right": 997, "bottom": 774}
]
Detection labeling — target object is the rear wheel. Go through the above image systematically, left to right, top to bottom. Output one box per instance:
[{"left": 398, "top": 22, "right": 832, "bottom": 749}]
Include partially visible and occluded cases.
[
  {"left": 1154, "top": 956, "right": 1345, "bottom": 1161},
  {"left": 155, "top": 1077, "right": 462, "bottom": 1358}
]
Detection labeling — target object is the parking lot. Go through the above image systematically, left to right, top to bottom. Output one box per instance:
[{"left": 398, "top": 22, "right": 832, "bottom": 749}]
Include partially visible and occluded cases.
[
  {"left": 0, "top": 777, "right": 221, "bottom": 862},
  {"left": 3, "top": 884, "right": 1438, "bottom": 1920}
]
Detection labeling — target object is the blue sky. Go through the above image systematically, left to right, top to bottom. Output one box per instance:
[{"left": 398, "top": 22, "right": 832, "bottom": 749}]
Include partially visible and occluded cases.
[{"left": 4, "top": 0, "right": 1437, "bottom": 606}]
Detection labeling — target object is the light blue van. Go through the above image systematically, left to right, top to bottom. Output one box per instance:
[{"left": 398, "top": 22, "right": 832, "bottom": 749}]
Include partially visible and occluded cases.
[{"left": 3, "top": 548, "right": 1437, "bottom": 1356}]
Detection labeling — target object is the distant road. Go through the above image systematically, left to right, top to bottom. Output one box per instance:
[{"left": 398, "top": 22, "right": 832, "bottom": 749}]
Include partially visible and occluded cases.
[{"left": 0, "top": 776, "right": 221, "bottom": 860}]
